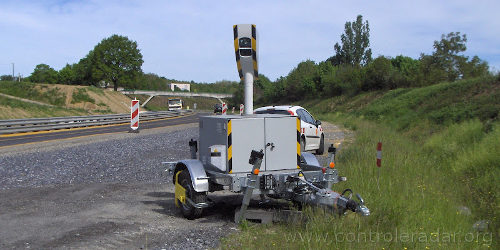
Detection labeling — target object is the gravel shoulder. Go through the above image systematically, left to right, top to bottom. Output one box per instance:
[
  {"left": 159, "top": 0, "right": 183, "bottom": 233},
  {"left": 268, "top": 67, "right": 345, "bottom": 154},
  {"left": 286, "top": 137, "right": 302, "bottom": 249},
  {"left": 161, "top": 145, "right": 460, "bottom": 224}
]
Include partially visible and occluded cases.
[{"left": 0, "top": 120, "right": 349, "bottom": 249}]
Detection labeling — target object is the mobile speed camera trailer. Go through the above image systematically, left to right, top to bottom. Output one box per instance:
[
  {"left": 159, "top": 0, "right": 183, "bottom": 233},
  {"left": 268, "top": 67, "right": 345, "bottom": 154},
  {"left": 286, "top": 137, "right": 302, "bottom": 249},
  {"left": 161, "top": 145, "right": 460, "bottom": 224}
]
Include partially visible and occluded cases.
[{"left": 167, "top": 24, "right": 369, "bottom": 222}]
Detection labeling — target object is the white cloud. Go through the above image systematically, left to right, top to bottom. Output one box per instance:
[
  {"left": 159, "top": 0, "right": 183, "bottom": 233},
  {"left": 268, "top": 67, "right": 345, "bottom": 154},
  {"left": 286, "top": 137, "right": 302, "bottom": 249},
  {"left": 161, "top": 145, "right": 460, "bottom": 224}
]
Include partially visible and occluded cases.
[{"left": 0, "top": 0, "right": 498, "bottom": 81}]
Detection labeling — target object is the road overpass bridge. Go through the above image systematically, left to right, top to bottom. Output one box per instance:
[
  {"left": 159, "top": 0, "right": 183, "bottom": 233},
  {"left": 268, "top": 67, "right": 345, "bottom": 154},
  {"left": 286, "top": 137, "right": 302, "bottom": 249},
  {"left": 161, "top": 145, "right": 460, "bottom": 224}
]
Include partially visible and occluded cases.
[{"left": 120, "top": 90, "right": 234, "bottom": 107}]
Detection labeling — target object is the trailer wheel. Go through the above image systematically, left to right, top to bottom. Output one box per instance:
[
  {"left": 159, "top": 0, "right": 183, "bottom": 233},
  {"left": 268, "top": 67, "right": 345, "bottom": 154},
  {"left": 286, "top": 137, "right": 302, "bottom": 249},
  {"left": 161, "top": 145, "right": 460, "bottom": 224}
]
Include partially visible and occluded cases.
[
  {"left": 315, "top": 135, "right": 325, "bottom": 155},
  {"left": 178, "top": 170, "right": 206, "bottom": 219},
  {"left": 292, "top": 200, "right": 304, "bottom": 211}
]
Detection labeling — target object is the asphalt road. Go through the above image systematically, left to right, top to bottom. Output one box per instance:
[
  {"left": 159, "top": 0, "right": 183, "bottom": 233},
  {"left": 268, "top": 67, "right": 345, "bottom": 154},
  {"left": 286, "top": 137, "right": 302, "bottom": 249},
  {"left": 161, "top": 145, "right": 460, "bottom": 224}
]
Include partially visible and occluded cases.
[{"left": 0, "top": 113, "right": 201, "bottom": 148}]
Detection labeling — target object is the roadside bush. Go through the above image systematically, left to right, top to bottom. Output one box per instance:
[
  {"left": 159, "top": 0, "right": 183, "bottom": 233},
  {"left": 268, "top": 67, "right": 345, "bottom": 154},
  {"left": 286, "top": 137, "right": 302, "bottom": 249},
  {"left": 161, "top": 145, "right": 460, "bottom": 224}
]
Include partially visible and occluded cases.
[
  {"left": 391, "top": 55, "right": 422, "bottom": 87},
  {"left": 363, "top": 56, "right": 401, "bottom": 90},
  {"left": 284, "top": 60, "right": 319, "bottom": 100},
  {"left": 29, "top": 64, "right": 58, "bottom": 84},
  {"left": 331, "top": 65, "right": 364, "bottom": 96},
  {"left": 0, "top": 75, "right": 14, "bottom": 81},
  {"left": 45, "top": 88, "right": 66, "bottom": 106},
  {"left": 71, "top": 88, "right": 95, "bottom": 104}
]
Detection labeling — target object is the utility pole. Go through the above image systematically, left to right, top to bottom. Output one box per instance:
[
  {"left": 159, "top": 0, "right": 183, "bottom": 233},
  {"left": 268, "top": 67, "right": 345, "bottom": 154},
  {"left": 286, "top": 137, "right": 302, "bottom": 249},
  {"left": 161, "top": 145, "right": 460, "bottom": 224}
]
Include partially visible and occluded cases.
[{"left": 12, "top": 63, "right": 14, "bottom": 79}]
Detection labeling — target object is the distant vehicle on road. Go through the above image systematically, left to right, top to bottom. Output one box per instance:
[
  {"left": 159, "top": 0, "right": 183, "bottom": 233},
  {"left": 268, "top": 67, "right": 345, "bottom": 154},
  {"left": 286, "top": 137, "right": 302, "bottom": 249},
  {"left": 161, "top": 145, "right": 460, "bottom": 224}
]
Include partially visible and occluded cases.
[
  {"left": 168, "top": 98, "right": 182, "bottom": 111},
  {"left": 214, "top": 103, "right": 223, "bottom": 113},
  {"left": 254, "top": 105, "right": 325, "bottom": 155}
]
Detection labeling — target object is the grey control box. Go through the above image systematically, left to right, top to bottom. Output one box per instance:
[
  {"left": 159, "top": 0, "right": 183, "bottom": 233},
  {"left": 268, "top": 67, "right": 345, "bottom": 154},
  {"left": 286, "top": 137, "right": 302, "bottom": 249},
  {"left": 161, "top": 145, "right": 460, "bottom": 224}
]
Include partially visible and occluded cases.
[{"left": 199, "top": 115, "right": 299, "bottom": 173}]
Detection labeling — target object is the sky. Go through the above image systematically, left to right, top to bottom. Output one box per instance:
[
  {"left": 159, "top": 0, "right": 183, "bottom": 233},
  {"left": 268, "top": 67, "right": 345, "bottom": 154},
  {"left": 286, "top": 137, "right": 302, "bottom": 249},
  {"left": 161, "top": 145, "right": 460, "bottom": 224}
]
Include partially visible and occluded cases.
[{"left": 1, "top": 0, "right": 499, "bottom": 83}]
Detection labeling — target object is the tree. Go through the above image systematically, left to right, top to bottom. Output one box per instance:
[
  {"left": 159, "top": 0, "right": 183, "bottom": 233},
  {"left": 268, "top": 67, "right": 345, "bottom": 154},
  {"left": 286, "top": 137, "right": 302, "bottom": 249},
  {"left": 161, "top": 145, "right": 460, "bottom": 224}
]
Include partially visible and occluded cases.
[
  {"left": 329, "top": 15, "right": 372, "bottom": 67},
  {"left": 419, "top": 32, "right": 489, "bottom": 84},
  {"left": 432, "top": 32, "right": 467, "bottom": 81},
  {"left": 90, "top": 34, "right": 143, "bottom": 91},
  {"left": 73, "top": 51, "right": 95, "bottom": 85},
  {"left": 391, "top": 55, "right": 422, "bottom": 87},
  {"left": 459, "top": 55, "right": 488, "bottom": 79},
  {"left": 363, "top": 56, "right": 400, "bottom": 90},
  {"left": 285, "top": 60, "right": 319, "bottom": 100},
  {"left": 317, "top": 61, "right": 336, "bottom": 95},
  {"left": 29, "top": 64, "right": 58, "bottom": 83},
  {"left": 58, "top": 64, "right": 76, "bottom": 84},
  {"left": 139, "top": 73, "right": 170, "bottom": 91},
  {"left": 254, "top": 74, "right": 272, "bottom": 103},
  {"left": 0, "top": 75, "right": 14, "bottom": 81}
]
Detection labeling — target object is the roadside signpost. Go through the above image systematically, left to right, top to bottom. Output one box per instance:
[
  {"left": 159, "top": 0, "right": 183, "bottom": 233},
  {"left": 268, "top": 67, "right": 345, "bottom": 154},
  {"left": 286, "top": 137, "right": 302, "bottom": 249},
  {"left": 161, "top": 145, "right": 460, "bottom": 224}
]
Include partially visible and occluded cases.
[
  {"left": 130, "top": 98, "right": 139, "bottom": 132},
  {"left": 222, "top": 103, "right": 227, "bottom": 115},
  {"left": 376, "top": 142, "right": 382, "bottom": 190},
  {"left": 377, "top": 142, "right": 382, "bottom": 167}
]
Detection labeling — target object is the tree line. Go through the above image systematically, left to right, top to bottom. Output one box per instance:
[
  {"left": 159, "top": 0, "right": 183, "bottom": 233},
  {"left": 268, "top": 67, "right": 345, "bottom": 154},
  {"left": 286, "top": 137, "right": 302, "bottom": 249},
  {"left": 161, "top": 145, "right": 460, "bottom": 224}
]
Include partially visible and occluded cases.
[
  {"left": 2, "top": 15, "right": 491, "bottom": 100},
  {"left": 232, "top": 15, "right": 490, "bottom": 106},
  {"left": 1, "top": 34, "right": 239, "bottom": 94},
  {"left": 14, "top": 35, "right": 144, "bottom": 91}
]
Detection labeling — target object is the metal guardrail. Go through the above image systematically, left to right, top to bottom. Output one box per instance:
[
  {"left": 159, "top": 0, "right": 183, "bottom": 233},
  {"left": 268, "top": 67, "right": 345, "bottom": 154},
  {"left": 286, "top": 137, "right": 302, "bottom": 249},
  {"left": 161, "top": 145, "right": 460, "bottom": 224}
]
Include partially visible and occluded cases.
[{"left": 0, "top": 110, "right": 194, "bottom": 135}]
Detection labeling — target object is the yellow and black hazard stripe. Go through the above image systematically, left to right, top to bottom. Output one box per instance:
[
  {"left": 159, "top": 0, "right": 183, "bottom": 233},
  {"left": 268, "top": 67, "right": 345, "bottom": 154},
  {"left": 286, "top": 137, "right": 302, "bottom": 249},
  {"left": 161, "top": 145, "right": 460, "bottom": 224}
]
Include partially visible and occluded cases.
[
  {"left": 233, "top": 24, "right": 258, "bottom": 80},
  {"left": 251, "top": 24, "right": 258, "bottom": 79},
  {"left": 233, "top": 25, "right": 243, "bottom": 79},
  {"left": 296, "top": 117, "right": 301, "bottom": 169},
  {"left": 227, "top": 119, "right": 233, "bottom": 173}
]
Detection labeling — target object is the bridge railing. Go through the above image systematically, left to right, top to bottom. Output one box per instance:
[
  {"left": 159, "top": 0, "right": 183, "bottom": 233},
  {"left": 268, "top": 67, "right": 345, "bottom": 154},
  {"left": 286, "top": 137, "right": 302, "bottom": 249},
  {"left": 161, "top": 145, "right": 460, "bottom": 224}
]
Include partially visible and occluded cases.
[
  {"left": 121, "top": 90, "right": 234, "bottom": 99},
  {"left": 0, "top": 110, "right": 193, "bottom": 135}
]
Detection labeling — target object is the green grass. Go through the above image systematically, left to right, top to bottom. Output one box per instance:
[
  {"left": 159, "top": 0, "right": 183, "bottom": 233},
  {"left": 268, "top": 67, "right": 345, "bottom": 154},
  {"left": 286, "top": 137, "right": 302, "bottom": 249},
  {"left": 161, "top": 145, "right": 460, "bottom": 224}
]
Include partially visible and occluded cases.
[
  {"left": 221, "top": 76, "right": 499, "bottom": 249},
  {"left": 305, "top": 76, "right": 499, "bottom": 132},
  {"left": 359, "top": 77, "right": 499, "bottom": 130},
  {"left": 0, "top": 81, "right": 66, "bottom": 106},
  {"left": 86, "top": 86, "right": 105, "bottom": 95},
  {"left": 71, "top": 88, "right": 95, "bottom": 104},
  {"left": 0, "top": 95, "right": 89, "bottom": 119},
  {"left": 93, "top": 108, "right": 113, "bottom": 114},
  {"left": 223, "top": 117, "right": 497, "bottom": 249}
]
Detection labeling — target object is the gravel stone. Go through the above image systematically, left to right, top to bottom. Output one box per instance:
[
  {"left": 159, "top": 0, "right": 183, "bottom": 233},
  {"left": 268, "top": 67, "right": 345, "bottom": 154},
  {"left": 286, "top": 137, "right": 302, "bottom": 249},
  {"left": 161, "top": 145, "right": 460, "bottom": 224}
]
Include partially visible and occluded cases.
[{"left": 0, "top": 125, "right": 198, "bottom": 190}]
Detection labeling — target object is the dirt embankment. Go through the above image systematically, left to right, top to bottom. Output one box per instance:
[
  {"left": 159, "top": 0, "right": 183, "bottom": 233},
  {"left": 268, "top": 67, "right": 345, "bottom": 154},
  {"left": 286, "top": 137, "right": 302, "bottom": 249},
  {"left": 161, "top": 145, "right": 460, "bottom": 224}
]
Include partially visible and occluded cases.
[
  {"left": 0, "top": 84, "right": 134, "bottom": 119},
  {"left": 42, "top": 84, "right": 132, "bottom": 114}
]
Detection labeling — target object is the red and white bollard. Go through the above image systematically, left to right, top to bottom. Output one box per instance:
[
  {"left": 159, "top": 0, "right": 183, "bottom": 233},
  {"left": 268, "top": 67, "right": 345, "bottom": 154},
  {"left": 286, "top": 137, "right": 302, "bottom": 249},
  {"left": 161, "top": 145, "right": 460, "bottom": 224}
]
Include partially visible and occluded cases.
[
  {"left": 130, "top": 98, "right": 140, "bottom": 132},
  {"left": 222, "top": 103, "right": 227, "bottom": 115},
  {"left": 239, "top": 104, "right": 244, "bottom": 115},
  {"left": 376, "top": 142, "right": 382, "bottom": 167}
]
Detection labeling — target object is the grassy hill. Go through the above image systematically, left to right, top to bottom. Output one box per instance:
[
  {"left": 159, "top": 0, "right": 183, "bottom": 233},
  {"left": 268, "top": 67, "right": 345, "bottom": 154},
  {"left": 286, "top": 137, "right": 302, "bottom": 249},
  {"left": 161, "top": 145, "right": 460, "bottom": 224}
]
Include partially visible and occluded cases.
[
  {"left": 304, "top": 75, "right": 499, "bottom": 132},
  {"left": 222, "top": 76, "right": 499, "bottom": 249},
  {"left": 0, "top": 81, "right": 133, "bottom": 119}
]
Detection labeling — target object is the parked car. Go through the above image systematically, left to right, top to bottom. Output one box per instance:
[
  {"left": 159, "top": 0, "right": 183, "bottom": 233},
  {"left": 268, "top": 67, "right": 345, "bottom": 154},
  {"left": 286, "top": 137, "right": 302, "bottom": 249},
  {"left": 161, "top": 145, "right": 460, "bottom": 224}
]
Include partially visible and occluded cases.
[
  {"left": 214, "top": 103, "right": 223, "bottom": 113},
  {"left": 254, "top": 105, "right": 325, "bottom": 154}
]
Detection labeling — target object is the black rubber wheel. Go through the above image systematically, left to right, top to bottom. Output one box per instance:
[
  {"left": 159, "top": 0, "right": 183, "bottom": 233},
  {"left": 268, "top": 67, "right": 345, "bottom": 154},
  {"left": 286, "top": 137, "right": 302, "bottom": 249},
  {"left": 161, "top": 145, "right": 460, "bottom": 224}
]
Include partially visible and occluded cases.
[
  {"left": 315, "top": 135, "right": 325, "bottom": 155},
  {"left": 300, "top": 137, "right": 306, "bottom": 153},
  {"left": 178, "top": 170, "right": 206, "bottom": 220},
  {"left": 292, "top": 200, "right": 304, "bottom": 211}
]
